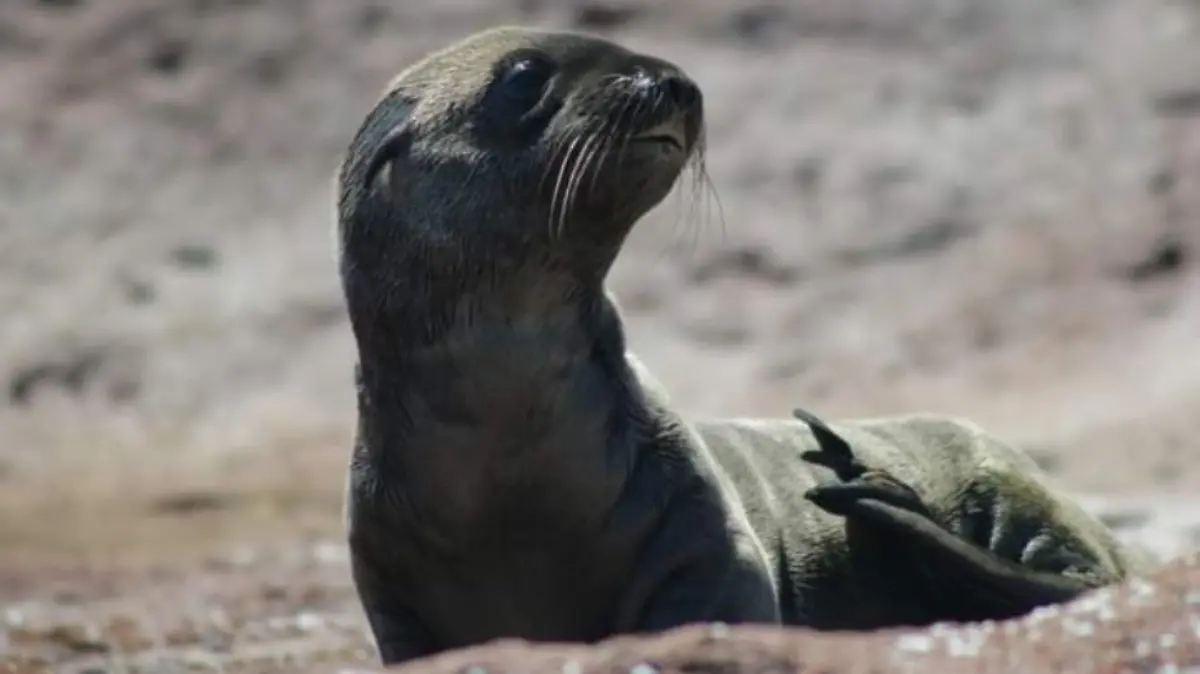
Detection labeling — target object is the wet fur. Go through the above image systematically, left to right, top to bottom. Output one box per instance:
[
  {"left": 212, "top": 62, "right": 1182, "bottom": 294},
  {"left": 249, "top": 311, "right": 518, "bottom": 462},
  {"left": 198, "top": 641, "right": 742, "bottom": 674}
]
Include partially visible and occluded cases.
[{"left": 335, "top": 26, "right": 1149, "bottom": 666}]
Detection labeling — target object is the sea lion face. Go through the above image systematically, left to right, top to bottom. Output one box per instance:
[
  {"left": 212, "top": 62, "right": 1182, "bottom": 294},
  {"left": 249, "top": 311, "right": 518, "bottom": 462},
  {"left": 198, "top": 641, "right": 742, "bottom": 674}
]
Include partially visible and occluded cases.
[{"left": 338, "top": 26, "right": 705, "bottom": 275}]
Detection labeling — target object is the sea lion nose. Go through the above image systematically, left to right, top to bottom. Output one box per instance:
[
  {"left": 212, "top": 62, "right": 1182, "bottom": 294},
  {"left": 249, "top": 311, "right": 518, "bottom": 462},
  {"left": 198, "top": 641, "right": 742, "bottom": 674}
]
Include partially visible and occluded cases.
[
  {"left": 629, "top": 64, "right": 701, "bottom": 111},
  {"left": 660, "top": 73, "right": 701, "bottom": 110}
]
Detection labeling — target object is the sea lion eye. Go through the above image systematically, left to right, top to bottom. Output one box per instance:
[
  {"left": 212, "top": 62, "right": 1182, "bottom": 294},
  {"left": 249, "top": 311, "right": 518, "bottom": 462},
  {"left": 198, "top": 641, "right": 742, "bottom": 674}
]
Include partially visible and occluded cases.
[{"left": 499, "top": 57, "right": 554, "bottom": 106}]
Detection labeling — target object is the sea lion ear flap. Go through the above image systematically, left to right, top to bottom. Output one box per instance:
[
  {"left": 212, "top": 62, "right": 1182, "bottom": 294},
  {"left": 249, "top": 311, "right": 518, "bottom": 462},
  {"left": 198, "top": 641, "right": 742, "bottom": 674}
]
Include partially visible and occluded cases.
[{"left": 363, "top": 98, "right": 418, "bottom": 193}]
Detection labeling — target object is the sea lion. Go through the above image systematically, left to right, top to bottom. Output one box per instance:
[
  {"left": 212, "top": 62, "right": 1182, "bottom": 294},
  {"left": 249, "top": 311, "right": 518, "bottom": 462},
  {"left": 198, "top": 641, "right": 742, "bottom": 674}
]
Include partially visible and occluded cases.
[{"left": 335, "top": 25, "right": 1147, "bottom": 666}]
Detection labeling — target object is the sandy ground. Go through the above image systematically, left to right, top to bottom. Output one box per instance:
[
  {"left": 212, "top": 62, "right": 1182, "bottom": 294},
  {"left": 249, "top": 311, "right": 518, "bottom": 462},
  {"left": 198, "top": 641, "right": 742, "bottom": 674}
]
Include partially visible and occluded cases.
[{"left": 1, "top": 0, "right": 1199, "bottom": 671}]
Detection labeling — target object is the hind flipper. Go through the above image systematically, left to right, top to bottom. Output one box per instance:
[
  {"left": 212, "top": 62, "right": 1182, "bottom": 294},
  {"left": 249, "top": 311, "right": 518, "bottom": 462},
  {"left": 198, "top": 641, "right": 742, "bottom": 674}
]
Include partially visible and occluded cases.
[{"left": 793, "top": 407, "right": 1093, "bottom": 623}]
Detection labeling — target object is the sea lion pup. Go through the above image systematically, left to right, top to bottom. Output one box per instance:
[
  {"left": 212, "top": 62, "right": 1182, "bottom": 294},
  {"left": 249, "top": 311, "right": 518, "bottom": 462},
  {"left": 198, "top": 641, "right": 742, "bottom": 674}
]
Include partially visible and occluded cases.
[{"left": 335, "top": 25, "right": 1144, "bottom": 665}]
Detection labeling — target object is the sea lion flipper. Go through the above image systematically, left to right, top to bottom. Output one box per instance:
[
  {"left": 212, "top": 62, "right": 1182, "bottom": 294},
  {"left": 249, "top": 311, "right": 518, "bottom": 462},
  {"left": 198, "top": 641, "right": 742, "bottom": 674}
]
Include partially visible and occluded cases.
[
  {"left": 791, "top": 406, "right": 852, "bottom": 458},
  {"left": 793, "top": 406, "right": 871, "bottom": 481},
  {"left": 793, "top": 406, "right": 940, "bottom": 533},
  {"left": 795, "top": 411, "right": 1097, "bottom": 620},
  {"left": 804, "top": 468, "right": 935, "bottom": 519},
  {"left": 808, "top": 471, "right": 1094, "bottom": 620},
  {"left": 846, "top": 493, "right": 1093, "bottom": 619}
]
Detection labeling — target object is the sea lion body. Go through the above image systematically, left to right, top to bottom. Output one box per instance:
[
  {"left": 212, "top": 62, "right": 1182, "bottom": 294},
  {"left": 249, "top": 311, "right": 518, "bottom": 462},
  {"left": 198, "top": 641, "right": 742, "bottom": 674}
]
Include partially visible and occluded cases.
[{"left": 335, "top": 26, "right": 1144, "bottom": 665}]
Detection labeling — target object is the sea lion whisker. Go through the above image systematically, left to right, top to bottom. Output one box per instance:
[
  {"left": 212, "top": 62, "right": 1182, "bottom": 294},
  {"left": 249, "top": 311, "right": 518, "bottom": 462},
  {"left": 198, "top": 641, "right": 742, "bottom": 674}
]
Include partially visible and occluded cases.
[
  {"left": 559, "top": 74, "right": 626, "bottom": 237},
  {"left": 612, "top": 89, "right": 649, "bottom": 193},
  {"left": 563, "top": 108, "right": 624, "bottom": 239},
  {"left": 586, "top": 112, "right": 625, "bottom": 196},
  {"left": 561, "top": 129, "right": 606, "bottom": 240},
  {"left": 665, "top": 129, "right": 708, "bottom": 254},
  {"left": 539, "top": 134, "right": 571, "bottom": 197},
  {"left": 549, "top": 134, "right": 584, "bottom": 241},
  {"left": 541, "top": 136, "right": 573, "bottom": 239},
  {"left": 690, "top": 136, "right": 726, "bottom": 245},
  {"left": 556, "top": 137, "right": 585, "bottom": 240}
]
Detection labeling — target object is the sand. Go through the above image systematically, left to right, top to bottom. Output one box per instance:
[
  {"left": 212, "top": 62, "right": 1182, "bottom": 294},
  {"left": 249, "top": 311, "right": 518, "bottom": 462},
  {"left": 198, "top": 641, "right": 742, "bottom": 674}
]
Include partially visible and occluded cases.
[{"left": 1, "top": 0, "right": 1198, "bottom": 671}]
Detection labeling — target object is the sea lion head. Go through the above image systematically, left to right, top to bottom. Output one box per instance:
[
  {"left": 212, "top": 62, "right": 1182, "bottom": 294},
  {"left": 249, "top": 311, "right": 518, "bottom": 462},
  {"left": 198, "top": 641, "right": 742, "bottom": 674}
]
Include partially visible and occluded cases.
[{"left": 336, "top": 26, "right": 705, "bottom": 330}]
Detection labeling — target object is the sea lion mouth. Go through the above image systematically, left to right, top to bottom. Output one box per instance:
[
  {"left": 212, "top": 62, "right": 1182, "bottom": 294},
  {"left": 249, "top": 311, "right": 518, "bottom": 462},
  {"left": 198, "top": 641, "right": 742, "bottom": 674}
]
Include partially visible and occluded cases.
[
  {"left": 628, "top": 121, "right": 689, "bottom": 154},
  {"left": 631, "top": 133, "right": 685, "bottom": 152}
]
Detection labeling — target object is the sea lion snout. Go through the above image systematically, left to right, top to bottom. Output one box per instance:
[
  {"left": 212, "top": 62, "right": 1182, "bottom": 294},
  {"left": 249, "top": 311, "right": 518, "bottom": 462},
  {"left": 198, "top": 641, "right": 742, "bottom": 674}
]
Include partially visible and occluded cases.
[
  {"left": 618, "top": 59, "right": 703, "bottom": 155},
  {"left": 626, "top": 64, "right": 701, "bottom": 112},
  {"left": 655, "top": 71, "right": 702, "bottom": 112}
]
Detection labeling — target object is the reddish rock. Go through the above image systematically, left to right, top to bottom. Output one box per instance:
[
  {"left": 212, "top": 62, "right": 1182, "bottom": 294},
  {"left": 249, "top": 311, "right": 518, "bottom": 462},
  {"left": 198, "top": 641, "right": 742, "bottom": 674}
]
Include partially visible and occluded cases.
[{"left": 386, "top": 553, "right": 1200, "bottom": 674}]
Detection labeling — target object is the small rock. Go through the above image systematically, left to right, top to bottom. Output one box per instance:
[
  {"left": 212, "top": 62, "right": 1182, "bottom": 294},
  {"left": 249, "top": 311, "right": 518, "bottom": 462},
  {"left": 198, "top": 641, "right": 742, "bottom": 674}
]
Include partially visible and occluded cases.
[
  {"left": 36, "top": 0, "right": 84, "bottom": 9},
  {"left": 572, "top": 3, "right": 639, "bottom": 30},
  {"left": 729, "top": 5, "right": 788, "bottom": 45},
  {"left": 147, "top": 37, "right": 188, "bottom": 74},
  {"left": 1153, "top": 87, "right": 1200, "bottom": 117},
  {"left": 1125, "top": 236, "right": 1187, "bottom": 282},
  {"left": 170, "top": 243, "right": 219, "bottom": 270},
  {"left": 687, "top": 245, "right": 798, "bottom": 286},
  {"left": 8, "top": 348, "right": 107, "bottom": 405},
  {"left": 148, "top": 491, "right": 233, "bottom": 516},
  {"left": 296, "top": 612, "right": 324, "bottom": 631},
  {"left": 43, "top": 623, "right": 109, "bottom": 654}
]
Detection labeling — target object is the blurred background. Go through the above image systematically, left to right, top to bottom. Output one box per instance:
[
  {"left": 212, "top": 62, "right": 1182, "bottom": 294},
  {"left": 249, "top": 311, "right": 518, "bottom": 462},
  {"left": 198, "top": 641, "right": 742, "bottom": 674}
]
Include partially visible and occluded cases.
[{"left": 1, "top": 0, "right": 1199, "bottom": 576}]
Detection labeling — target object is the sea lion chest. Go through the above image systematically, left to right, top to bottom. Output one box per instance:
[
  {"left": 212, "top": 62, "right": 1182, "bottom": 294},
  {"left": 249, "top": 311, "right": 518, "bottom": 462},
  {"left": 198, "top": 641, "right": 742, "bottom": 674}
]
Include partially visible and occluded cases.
[{"left": 351, "top": 327, "right": 652, "bottom": 647}]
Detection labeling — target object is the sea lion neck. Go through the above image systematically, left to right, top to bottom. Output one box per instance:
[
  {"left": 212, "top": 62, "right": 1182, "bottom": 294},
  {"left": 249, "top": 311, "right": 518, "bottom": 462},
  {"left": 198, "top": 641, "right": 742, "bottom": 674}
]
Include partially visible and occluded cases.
[
  {"left": 340, "top": 222, "right": 622, "bottom": 356},
  {"left": 344, "top": 223, "right": 628, "bottom": 422},
  {"left": 349, "top": 270, "right": 638, "bottom": 547}
]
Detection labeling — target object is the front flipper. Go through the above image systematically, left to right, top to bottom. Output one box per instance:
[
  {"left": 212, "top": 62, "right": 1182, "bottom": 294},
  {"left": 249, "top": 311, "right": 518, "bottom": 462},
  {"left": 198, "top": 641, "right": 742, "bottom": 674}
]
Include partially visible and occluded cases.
[
  {"left": 792, "top": 406, "right": 870, "bottom": 482},
  {"left": 793, "top": 407, "right": 1094, "bottom": 623}
]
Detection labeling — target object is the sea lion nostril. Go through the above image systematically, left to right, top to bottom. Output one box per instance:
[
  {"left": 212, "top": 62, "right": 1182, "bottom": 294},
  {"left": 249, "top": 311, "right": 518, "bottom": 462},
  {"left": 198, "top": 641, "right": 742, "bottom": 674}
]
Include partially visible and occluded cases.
[{"left": 661, "top": 74, "right": 700, "bottom": 110}]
